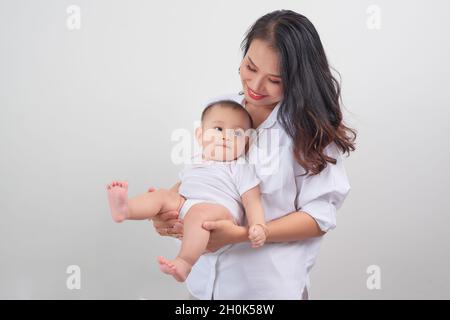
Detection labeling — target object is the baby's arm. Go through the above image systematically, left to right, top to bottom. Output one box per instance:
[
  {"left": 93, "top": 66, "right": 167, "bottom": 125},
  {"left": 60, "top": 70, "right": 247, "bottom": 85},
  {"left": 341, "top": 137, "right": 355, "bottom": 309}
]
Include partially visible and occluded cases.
[{"left": 241, "top": 185, "right": 268, "bottom": 248}]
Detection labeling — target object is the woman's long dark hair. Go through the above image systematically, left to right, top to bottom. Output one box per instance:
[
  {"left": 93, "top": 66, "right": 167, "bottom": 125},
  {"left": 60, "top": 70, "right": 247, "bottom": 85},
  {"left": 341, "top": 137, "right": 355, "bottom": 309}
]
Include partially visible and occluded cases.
[{"left": 241, "top": 10, "right": 356, "bottom": 175}]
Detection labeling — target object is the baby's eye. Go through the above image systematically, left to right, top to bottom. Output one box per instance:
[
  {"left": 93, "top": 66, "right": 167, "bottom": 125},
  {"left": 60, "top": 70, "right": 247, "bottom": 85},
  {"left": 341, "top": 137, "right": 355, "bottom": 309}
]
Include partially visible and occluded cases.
[
  {"left": 214, "top": 126, "right": 223, "bottom": 132},
  {"left": 234, "top": 129, "right": 244, "bottom": 137}
]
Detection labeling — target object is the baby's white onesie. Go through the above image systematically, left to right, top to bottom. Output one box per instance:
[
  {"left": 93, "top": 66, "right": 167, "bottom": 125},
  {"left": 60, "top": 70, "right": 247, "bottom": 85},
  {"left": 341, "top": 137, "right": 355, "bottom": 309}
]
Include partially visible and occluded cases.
[{"left": 178, "top": 153, "right": 261, "bottom": 225}]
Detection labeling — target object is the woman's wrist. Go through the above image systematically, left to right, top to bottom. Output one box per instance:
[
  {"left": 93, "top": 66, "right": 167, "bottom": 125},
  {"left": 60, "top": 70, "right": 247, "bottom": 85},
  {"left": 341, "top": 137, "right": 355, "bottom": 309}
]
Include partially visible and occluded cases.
[{"left": 231, "top": 225, "right": 249, "bottom": 244}]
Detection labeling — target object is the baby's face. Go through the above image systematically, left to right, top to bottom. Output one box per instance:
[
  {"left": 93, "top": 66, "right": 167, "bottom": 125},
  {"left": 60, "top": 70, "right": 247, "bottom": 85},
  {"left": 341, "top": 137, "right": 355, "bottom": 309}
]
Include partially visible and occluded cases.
[{"left": 197, "top": 106, "right": 251, "bottom": 161}]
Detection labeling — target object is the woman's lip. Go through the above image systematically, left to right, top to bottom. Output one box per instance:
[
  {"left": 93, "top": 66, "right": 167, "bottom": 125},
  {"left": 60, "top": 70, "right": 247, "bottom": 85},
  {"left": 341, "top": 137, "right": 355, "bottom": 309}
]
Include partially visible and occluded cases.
[{"left": 247, "top": 87, "right": 267, "bottom": 100}]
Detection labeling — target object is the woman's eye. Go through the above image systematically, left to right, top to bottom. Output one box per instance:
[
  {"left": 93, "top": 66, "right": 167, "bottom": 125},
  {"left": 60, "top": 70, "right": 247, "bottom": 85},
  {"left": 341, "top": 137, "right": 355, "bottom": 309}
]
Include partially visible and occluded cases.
[
  {"left": 246, "top": 64, "right": 280, "bottom": 84},
  {"left": 246, "top": 65, "right": 257, "bottom": 72}
]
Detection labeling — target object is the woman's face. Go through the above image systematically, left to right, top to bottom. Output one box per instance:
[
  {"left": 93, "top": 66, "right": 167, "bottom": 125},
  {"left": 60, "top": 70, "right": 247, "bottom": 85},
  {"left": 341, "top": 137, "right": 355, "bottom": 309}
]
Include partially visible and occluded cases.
[{"left": 240, "top": 39, "right": 284, "bottom": 108}]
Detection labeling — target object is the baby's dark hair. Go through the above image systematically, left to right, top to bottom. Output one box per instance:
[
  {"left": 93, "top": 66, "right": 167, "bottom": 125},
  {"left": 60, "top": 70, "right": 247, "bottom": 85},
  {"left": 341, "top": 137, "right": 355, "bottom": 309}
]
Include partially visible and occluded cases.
[{"left": 201, "top": 99, "right": 253, "bottom": 128}]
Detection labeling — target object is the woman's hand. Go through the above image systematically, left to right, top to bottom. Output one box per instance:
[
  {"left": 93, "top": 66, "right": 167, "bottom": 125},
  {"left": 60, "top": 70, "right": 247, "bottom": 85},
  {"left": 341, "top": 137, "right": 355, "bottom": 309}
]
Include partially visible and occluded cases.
[
  {"left": 148, "top": 187, "right": 183, "bottom": 239},
  {"left": 152, "top": 211, "right": 183, "bottom": 238},
  {"left": 202, "top": 220, "right": 248, "bottom": 253}
]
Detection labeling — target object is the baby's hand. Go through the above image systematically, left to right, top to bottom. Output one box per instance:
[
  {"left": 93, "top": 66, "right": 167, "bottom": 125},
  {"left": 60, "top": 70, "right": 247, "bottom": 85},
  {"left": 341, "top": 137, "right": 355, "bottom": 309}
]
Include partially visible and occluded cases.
[{"left": 248, "top": 224, "right": 268, "bottom": 248}]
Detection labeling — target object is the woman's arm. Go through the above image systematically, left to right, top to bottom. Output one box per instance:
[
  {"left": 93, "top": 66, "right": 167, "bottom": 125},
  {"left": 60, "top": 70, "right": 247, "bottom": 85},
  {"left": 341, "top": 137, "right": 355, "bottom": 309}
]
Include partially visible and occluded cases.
[
  {"left": 202, "top": 210, "right": 324, "bottom": 251},
  {"left": 265, "top": 211, "right": 325, "bottom": 242},
  {"left": 202, "top": 220, "right": 248, "bottom": 252}
]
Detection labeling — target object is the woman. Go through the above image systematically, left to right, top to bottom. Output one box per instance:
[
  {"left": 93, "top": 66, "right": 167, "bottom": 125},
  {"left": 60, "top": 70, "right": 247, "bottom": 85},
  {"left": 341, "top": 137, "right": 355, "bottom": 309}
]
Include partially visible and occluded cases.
[{"left": 151, "top": 9, "right": 356, "bottom": 299}]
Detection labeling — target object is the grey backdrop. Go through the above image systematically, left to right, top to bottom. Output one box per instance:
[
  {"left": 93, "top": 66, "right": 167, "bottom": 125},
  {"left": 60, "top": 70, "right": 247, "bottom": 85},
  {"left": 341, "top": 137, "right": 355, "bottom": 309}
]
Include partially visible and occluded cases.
[{"left": 1, "top": 0, "right": 449, "bottom": 299}]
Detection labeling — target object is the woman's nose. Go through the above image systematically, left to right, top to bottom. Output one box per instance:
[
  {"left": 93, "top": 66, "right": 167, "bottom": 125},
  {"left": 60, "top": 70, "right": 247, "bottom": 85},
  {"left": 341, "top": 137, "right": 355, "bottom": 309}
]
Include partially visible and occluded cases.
[{"left": 250, "top": 77, "right": 264, "bottom": 93}]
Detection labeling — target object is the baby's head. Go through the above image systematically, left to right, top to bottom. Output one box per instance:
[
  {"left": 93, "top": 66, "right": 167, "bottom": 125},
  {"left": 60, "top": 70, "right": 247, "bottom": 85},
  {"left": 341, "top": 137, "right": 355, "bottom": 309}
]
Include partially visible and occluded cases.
[{"left": 195, "top": 100, "right": 253, "bottom": 161}]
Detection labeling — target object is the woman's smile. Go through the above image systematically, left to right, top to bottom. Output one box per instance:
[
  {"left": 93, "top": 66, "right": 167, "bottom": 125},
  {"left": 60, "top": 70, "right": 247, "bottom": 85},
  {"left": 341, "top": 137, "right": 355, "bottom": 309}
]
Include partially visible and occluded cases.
[{"left": 247, "top": 87, "right": 268, "bottom": 100}]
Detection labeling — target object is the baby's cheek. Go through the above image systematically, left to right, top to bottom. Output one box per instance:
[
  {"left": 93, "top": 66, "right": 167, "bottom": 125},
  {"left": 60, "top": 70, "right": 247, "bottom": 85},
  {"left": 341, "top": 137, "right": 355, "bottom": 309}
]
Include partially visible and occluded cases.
[{"left": 202, "top": 136, "right": 218, "bottom": 150}]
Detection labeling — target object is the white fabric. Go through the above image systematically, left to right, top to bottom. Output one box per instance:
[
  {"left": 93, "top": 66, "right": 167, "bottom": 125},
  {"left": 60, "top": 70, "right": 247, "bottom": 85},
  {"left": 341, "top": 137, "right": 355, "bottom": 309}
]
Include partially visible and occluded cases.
[
  {"left": 182, "top": 92, "right": 351, "bottom": 300},
  {"left": 178, "top": 153, "right": 261, "bottom": 226}
]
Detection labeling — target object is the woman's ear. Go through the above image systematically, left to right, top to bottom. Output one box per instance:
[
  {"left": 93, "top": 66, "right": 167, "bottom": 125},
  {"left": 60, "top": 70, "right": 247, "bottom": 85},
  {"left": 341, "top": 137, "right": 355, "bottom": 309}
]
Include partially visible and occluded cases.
[{"left": 195, "top": 127, "right": 203, "bottom": 146}]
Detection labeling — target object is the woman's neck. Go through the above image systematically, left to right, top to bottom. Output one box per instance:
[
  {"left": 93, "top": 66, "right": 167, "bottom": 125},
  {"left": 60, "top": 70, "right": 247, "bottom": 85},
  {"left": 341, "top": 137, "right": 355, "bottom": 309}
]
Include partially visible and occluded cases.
[{"left": 244, "top": 99, "right": 278, "bottom": 129}]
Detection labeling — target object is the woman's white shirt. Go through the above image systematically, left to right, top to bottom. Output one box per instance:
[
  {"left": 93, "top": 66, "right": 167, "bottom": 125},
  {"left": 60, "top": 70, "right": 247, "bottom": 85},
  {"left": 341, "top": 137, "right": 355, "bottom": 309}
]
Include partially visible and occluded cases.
[{"left": 182, "top": 93, "right": 351, "bottom": 300}]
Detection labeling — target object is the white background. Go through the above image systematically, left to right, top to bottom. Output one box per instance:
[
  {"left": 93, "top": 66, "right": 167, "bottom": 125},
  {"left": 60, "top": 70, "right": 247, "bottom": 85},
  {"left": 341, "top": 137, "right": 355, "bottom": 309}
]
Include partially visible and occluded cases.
[{"left": 1, "top": 0, "right": 449, "bottom": 299}]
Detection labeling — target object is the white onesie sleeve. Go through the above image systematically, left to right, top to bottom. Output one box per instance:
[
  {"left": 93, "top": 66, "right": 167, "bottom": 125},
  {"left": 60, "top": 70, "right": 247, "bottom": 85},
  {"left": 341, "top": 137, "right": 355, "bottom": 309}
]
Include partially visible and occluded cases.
[{"left": 232, "top": 161, "right": 261, "bottom": 196}]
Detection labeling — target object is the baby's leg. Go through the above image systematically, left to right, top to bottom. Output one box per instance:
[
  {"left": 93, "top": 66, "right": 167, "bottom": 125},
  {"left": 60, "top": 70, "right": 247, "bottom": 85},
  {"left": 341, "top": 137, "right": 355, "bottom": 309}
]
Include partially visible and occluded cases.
[
  {"left": 106, "top": 181, "right": 184, "bottom": 222},
  {"left": 158, "top": 203, "right": 233, "bottom": 282}
]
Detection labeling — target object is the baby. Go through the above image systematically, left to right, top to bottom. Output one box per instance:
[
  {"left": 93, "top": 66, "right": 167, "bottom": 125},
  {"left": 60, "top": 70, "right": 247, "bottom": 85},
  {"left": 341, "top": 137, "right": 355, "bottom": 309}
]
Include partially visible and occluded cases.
[{"left": 106, "top": 100, "right": 267, "bottom": 282}]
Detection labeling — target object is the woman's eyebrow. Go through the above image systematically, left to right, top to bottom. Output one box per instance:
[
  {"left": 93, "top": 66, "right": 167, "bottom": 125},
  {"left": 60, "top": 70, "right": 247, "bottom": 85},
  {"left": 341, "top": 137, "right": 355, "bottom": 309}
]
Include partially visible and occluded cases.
[{"left": 248, "top": 56, "right": 281, "bottom": 78}]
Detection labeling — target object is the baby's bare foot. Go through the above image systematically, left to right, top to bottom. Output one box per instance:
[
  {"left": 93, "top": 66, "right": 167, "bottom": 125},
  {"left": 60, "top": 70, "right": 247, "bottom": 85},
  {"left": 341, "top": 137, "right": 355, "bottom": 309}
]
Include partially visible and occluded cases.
[
  {"left": 106, "top": 181, "right": 130, "bottom": 222},
  {"left": 157, "top": 256, "right": 192, "bottom": 282}
]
